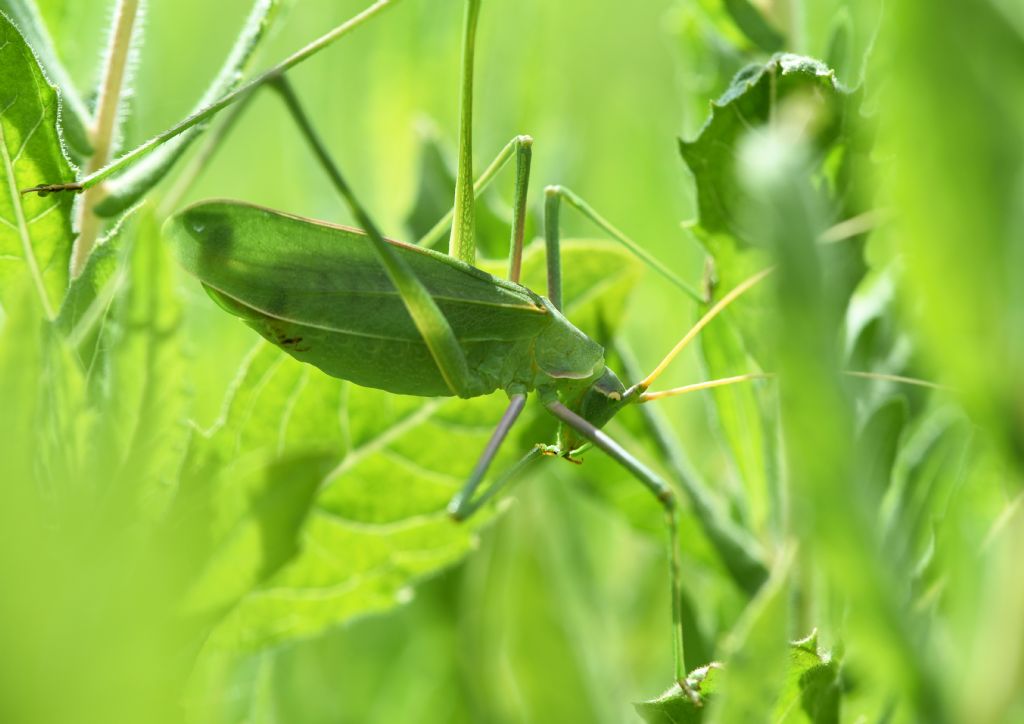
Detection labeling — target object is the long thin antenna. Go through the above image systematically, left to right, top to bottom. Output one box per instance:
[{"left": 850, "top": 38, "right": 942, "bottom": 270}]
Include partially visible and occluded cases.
[
  {"left": 629, "top": 267, "right": 774, "bottom": 396},
  {"left": 638, "top": 370, "right": 949, "bottom": 403}
]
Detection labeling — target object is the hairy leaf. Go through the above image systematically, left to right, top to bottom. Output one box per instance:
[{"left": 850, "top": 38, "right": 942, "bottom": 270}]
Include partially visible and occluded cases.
[
  {"left": 0, "top": 0, "right": 92, "bottom": 158},
  {"left": 0, "top": 10, "right": 77, "bottom": 319},
  {"left": 57, "top": 209, "right": 132, "bottom": 369}
]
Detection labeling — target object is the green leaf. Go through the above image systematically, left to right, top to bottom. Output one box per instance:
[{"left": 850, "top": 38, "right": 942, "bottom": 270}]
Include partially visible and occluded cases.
[
  {"left": 94, "top": 0, "right": 282, "bottom": 217},
  {"left": 721, "top": 0, "right": 785, "bottom": 53},
  {"left": 889, "top": 0, "right": 1024, "bottom": 467},
  {"left": 0, "top": 1, "right": 92, "bottom": 158},
  {"left": 825, "top": 9, "right": 853, "bottom": 84},
  {"left": 0, "top": 10, "right": 78, "bottom": 320},
  {"left": 684, "top": 53, "right": 867, "bottom": 380},
  {"left": 680, "top": 54, "right": 853, "bottom": 249},
  {"left": 404, "top": 126, "right": 455, "bottom": 241},
  {"left": 98, "top": 207, "right": 189, "bottom": 516},
  {"left": 56, "top": 209, "right": 133, "bottom": 368},
  {"left": 480, "top": 237, "right": 644, "bottom": 338},
  {"left": 0, "top": 282, "right": 46, "bottom": 500},
  {"left": 698, "top": 297, "right": 774, "bottom": 534},
  {"left": 194, "top": 354, "right": 509, "bottom": 651},
  {"left": 855, "top": 397, "right": 907, "bottom": 504},
  {"left": 176, "top": 449, "right": 333, "bottom": 625},
  {"left": 706, "top": 547, "right": 794, "bottom": 722},
  {"left": 637, "top": 575, "right": 841, "bottom": 724},
  {"left": 636, "top": 640, "right": 839, "bottom": 724},
  {"left": 635, "top": 666, "right": 723, "bottom": 724}
]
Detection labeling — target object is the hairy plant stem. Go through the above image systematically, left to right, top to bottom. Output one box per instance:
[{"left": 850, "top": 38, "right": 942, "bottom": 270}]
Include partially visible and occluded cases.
[
  {"left": 33, "top": 0, "right": 400, "bottom": 201},
  {"left": 72, "top": 0, "right": 141, "bottom": 277}
]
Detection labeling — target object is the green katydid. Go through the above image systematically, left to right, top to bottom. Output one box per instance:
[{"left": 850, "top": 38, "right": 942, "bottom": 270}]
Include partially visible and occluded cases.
[
  {"left": 20, "top": 0, "right": 937, "bottom": 704},
  {"left": 159, "top": 0, "right": 776, "bottom": 702}
]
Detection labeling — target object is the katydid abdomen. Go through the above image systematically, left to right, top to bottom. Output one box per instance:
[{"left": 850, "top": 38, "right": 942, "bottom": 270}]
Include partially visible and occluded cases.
[{"left": 165, "top": 200, "right": 606, "bottom": 397}]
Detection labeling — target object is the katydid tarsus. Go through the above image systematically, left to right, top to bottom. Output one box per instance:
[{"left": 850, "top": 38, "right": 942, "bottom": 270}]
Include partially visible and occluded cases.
[{"left": 22, "top": 0, "right": 937, "bottom": 704}]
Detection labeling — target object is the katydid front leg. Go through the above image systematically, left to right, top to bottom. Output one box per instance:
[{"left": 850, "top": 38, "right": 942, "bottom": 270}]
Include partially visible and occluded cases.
[{"left": 269, "top": 76, "right": 476, "bottom": 398}]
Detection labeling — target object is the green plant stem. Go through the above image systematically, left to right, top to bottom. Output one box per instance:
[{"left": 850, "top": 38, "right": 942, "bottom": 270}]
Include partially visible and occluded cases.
[
  {"left": 43, "top": 0, "right": 400, "bottom": 199},
  {"left": 71, "top": 0, "right": 141, "bottom": 277},
  {"left": 448, "top": 0, "right": 481, "bottom": 264},
  {"left": 547, "top": 185, "right": 704, "bottom": 303}
]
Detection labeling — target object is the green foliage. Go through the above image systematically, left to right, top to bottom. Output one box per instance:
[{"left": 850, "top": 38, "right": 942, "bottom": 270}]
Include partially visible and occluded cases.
[
  {"left": 0, "top": 0, "right": 92, "bottom": 157},
  {"left": 2, "top": 0, "right": 1024, "bottom": 722},
  {"left": 0, "top": 10, "right": 77, "bottom": 318},
  {"left": 680, "top": 54, "right": 855, "bottom": 249},
  {"left": 635, "top": 636, "right": 840, "bottom": 724}
]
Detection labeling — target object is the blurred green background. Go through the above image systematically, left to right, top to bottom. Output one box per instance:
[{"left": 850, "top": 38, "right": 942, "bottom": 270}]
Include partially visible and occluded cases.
[{"left": 3, "top": 0, "right": 1023, "bottom": 722}]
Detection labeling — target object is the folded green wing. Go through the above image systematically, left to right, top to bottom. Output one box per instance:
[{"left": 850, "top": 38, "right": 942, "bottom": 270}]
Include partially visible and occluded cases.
[{"left": 165, "top": 200, "right": 560, "bottom": 396}]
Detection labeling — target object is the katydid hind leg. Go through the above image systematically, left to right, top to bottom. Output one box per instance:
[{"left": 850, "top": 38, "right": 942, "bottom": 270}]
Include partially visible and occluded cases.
[
  {"left": 269, "top": 76, "right": 477, "bottom": 398},
  {"left": 506, "top": 137, "right": 533, "bottom": 283},
  {"left": 543, "top": 186, "right": 563, "bottom": 310},
  {"left": 544, "top": 400, "right": 699, "bottom": 703}
]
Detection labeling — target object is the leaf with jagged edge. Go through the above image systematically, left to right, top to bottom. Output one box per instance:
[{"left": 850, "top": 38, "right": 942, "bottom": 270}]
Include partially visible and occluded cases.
[
  {"left": 94, "top": 0, "right": 282, "bottom": 217},
  {"left": 0, "top": 1, "right": 92, "bottom": 159},
  {"left": 0, "top": 10, "right": 78, "bottom": 320},
  {"left": 681, "top": 54, "right": 856, "bottom": 250},
  {"left": 190, "top": 239, "right": 641, "bottom": 651},
  {"left": 638, "top": 548, "right": 838, "bottom": 722},
  {"left": 635, "top": 636, "right": 840, "bottom": 723}
]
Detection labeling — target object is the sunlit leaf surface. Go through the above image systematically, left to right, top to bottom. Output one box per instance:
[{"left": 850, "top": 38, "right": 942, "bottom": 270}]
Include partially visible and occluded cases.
[{"left": 0, "top": 11, "right": 77, "bottom": 318}]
